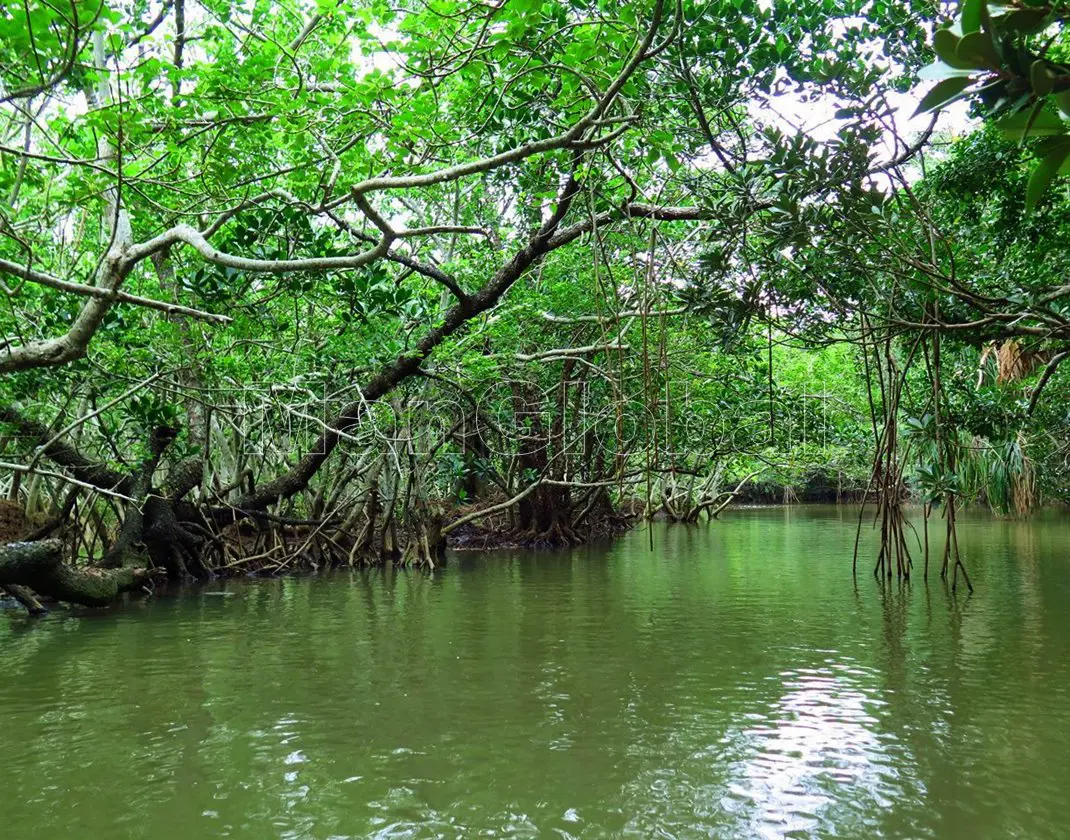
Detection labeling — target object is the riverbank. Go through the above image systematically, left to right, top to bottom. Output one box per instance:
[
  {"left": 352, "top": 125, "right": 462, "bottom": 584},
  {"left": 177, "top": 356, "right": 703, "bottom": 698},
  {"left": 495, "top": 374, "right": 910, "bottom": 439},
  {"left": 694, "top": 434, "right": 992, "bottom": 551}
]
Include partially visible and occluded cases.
[{"left": 733, "top": 470, "right": 869, "bottom": 504}]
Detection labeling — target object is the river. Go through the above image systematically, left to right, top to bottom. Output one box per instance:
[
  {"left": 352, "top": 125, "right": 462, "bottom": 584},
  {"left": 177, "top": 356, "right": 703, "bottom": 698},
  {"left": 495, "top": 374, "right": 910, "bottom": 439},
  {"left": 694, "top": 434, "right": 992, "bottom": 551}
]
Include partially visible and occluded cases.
[{"left": 2, "top": 505, "right": 1069, "bottom": 839}]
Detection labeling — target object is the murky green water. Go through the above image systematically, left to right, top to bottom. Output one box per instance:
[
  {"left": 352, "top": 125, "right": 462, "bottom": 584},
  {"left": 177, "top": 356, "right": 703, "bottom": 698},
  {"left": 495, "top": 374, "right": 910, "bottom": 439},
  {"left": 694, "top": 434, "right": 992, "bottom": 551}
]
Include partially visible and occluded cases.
[{"left": 3, "top": 506, "right": 1070, "bottom": 839}]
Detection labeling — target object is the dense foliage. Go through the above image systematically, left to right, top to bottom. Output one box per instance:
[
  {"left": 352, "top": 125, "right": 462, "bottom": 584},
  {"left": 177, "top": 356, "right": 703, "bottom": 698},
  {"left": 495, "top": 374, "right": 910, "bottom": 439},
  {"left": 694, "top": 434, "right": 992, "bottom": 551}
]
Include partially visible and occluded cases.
[{"left": 3, "top": 0, "right": 1069, "bottom": 606}]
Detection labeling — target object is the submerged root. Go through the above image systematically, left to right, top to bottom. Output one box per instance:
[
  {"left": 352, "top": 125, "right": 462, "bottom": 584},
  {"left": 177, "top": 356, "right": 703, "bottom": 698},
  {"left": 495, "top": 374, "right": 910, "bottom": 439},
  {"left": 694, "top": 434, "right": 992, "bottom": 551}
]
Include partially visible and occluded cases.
[{"left": 1, "top": 488, "right": 629, "bottom": 609}]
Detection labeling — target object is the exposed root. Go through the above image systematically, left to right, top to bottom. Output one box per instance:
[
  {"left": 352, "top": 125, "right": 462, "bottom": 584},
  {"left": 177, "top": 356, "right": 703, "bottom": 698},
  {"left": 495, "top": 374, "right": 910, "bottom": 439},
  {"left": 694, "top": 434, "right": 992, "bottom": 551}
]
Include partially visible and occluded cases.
[
  {"left": 0, "top": 540, "right": 153, "bottom": 608},
  {"left": 1, "top": 583, "right": 48, "bottom": 616}
]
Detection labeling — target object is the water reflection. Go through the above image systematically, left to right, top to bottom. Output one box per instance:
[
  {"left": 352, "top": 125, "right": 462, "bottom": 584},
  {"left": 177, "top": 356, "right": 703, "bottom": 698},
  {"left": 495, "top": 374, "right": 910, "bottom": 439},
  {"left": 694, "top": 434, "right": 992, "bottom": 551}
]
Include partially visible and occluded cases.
[
  {"left": 3, "top": 507, "right": 1070, "bottom": 838},
  {"left": 729, "top": 662, "right": 907, "bottom": 839}
]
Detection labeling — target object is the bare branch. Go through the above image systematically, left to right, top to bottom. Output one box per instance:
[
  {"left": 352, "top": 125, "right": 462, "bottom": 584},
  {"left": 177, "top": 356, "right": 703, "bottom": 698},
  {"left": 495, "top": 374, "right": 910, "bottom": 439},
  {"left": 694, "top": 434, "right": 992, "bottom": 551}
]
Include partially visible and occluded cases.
[{"left": 0, "top": 257, "right": 231, "bottom": 323}]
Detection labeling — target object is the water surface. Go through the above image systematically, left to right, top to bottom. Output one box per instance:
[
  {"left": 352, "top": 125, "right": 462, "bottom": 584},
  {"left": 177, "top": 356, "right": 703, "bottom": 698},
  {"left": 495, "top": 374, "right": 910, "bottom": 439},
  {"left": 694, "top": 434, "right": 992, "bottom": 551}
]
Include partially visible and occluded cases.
[{"left": 3, "top": 505, "right": 1070, "bottom": 839}]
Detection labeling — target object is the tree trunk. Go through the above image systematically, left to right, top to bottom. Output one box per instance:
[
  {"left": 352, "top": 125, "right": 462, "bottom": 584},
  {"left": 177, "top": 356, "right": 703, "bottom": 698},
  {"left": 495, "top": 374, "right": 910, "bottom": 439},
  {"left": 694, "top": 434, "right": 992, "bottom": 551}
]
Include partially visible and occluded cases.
[{"left": 0, "top": 540, "right": 150, "bottom": 608}]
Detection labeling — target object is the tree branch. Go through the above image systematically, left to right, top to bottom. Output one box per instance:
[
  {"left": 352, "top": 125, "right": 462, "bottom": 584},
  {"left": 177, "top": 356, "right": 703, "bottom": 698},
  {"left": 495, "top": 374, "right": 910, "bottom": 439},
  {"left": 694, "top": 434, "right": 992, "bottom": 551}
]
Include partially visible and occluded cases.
[{"left": 0, "top": 257, "right": 230, "bottom": 323}]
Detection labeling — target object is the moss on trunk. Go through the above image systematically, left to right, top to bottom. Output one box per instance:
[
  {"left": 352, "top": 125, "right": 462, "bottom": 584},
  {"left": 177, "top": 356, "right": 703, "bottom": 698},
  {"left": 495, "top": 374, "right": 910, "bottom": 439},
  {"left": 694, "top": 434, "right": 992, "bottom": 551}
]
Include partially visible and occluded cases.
[{"left": 0, "top": 540, "right": 150, "bottom": 608}]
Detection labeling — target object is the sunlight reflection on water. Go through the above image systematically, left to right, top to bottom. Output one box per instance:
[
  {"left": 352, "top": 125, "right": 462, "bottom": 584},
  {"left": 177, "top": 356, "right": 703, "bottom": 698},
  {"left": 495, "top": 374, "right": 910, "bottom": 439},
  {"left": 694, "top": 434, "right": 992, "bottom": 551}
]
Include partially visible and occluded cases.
[{"left": 727, "top": 660, "right": 909, "bottom": 838}]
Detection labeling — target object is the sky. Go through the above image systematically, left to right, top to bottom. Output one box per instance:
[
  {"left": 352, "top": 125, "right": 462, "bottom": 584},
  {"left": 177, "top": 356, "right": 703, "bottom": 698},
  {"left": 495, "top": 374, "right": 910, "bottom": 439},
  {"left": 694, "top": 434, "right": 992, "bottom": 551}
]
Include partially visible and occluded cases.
[{"left": 758, "top": 88, "right": 973, "bottom": 174}]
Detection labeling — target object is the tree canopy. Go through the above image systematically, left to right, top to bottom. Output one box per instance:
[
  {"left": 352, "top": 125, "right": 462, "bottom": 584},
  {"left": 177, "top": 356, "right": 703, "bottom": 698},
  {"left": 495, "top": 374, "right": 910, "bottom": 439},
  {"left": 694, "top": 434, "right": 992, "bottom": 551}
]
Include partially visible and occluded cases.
[{"left": 3, "top": 0, "right": 1068, "bottom": 607}]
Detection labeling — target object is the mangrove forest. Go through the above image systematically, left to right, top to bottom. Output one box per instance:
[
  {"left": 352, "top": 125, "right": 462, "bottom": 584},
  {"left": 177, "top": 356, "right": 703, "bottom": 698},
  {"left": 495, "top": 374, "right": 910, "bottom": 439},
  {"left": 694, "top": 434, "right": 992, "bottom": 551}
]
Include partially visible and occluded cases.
[{"left": 4, "top": 0, "right": 1070, "bottom": 837}]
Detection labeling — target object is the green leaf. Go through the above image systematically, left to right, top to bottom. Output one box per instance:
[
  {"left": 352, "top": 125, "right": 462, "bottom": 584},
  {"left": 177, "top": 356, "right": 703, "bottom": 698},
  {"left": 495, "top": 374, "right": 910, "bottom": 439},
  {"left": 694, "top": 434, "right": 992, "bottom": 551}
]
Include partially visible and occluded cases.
[
  {"left": 960, "top": 0, "right": 983, "bottom": 34},
  {"left": 1002, "top": 8, "right": 1050, "bottom": 34},
  {"left": 934, "top": 29, "right": 977, "bottom": 70},
  {"left": 956, "top": 31, "right": 1001, "bottom": 69},
  {"left": 1031, "top": 60, "right": 1054, "bottom": 96},
  {"left": 918, "top": 61, "right": 975, "bottom": 81},
  {"left": 914, "top": 77, "right": 973, "bottom": 116},
  {"left": 1015, "top": 99, "right": 1049, "bottom": 145},
  {"left": 997, "top": 105, "right": 1067, "bottom": 138},
  {"left": 1034, "top": 136, "right": 1070, "bottom": 155},
  {"left": 1026, "top": 138, "right": 1070, "bottom": 211}
]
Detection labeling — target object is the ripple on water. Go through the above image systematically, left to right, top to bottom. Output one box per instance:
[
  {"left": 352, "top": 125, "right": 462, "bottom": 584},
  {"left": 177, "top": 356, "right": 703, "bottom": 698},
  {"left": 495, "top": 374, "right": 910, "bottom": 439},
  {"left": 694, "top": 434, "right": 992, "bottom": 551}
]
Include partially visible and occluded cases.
[
  {"left": 3, "top": 510, "right": 1070, "bottom": 838},
  {"left": 725, "top": 662, "right": 912, "bottom": 837}
]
